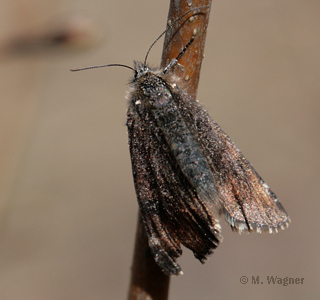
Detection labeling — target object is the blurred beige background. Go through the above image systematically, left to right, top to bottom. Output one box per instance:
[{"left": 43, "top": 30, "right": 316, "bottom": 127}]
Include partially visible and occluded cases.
[{"left": 0, "top": 1, "right": 319, "bottom": 299}]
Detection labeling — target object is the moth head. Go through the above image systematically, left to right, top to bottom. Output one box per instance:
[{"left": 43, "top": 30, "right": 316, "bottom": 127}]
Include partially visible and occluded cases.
[{"left": 133, "top": 61, "right": 149, "bottom": 80}]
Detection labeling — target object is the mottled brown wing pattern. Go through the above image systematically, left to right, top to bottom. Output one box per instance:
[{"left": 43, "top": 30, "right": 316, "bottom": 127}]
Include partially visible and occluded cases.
[
  {"left": 173, "top": 88, "right": 290, "bottom": 233},
  {"left": 127, "top": 97, "right": 221, "bottom": 275}
]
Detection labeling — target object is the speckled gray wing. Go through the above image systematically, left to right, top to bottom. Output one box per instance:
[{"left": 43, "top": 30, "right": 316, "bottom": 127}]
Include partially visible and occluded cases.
[
  {"left": 174, "top": 89, "right": 290, "bottom": 233},
  {"left": 127, "top": 99, "right": 221, "bottom": 276}
]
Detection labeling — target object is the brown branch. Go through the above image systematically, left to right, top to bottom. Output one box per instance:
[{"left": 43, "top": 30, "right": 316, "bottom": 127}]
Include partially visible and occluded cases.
[
  {"left": 161, "top": 0, "right": 212, "bottom": 98},
  {"left": 127, "top": 1, "right": 212, "bottom": 300},
  {"left": 127, "top": 215, "right": 170, "bottom": 300}
]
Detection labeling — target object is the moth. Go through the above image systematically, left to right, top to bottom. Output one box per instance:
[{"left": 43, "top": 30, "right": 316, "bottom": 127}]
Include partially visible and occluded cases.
[{"left": 72, "top": 7, "right": 290, "bottom": 276}]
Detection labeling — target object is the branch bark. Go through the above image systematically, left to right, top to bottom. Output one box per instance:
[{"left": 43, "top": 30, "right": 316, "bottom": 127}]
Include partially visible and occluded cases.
[
  {"left": 161, "top": 0, "right": 212, "bottom": 98},
  {"left": 128, "top": 1, "right": 212, "bottom": 299}
]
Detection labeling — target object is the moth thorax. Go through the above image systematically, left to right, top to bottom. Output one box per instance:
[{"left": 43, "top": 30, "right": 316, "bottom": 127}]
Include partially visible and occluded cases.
[{"left": 140, "top": 75, "right": 173, "bottom": 108}]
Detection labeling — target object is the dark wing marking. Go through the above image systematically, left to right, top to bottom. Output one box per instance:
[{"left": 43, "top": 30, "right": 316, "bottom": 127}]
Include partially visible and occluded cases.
[
  {"left": 174, "top": 89, "right": 290, "bottom": 233},
  {"left": 127, "top": 99, "right": 221, "bottom": 275}
]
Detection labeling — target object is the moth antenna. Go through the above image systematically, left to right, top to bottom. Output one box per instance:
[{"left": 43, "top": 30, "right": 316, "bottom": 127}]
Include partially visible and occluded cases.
[
  {"left": 143, "top": 5, "right": 209, "bottom": 68},
  {"left": 162, "top": 36, "right": 195, "bottom": 74},
  {"left": 70, "top": 63, "right": 136, "bottom": 75}
]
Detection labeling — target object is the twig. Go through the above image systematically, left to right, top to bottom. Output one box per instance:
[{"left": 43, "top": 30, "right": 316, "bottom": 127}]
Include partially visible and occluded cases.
[
  {"left": 161, "top": 0, "right": 212, "bottom": 98},
  {"left": 127, "top": 1, "right": 212, "bottom": 299},
  {"left": 127, "top": 215, "right": 170, "bottom": 300}
]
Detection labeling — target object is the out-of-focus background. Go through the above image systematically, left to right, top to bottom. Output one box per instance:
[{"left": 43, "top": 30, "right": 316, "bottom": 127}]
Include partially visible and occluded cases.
[{"left": 0, "top": 1, "right": 319, "bottom": 299}]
